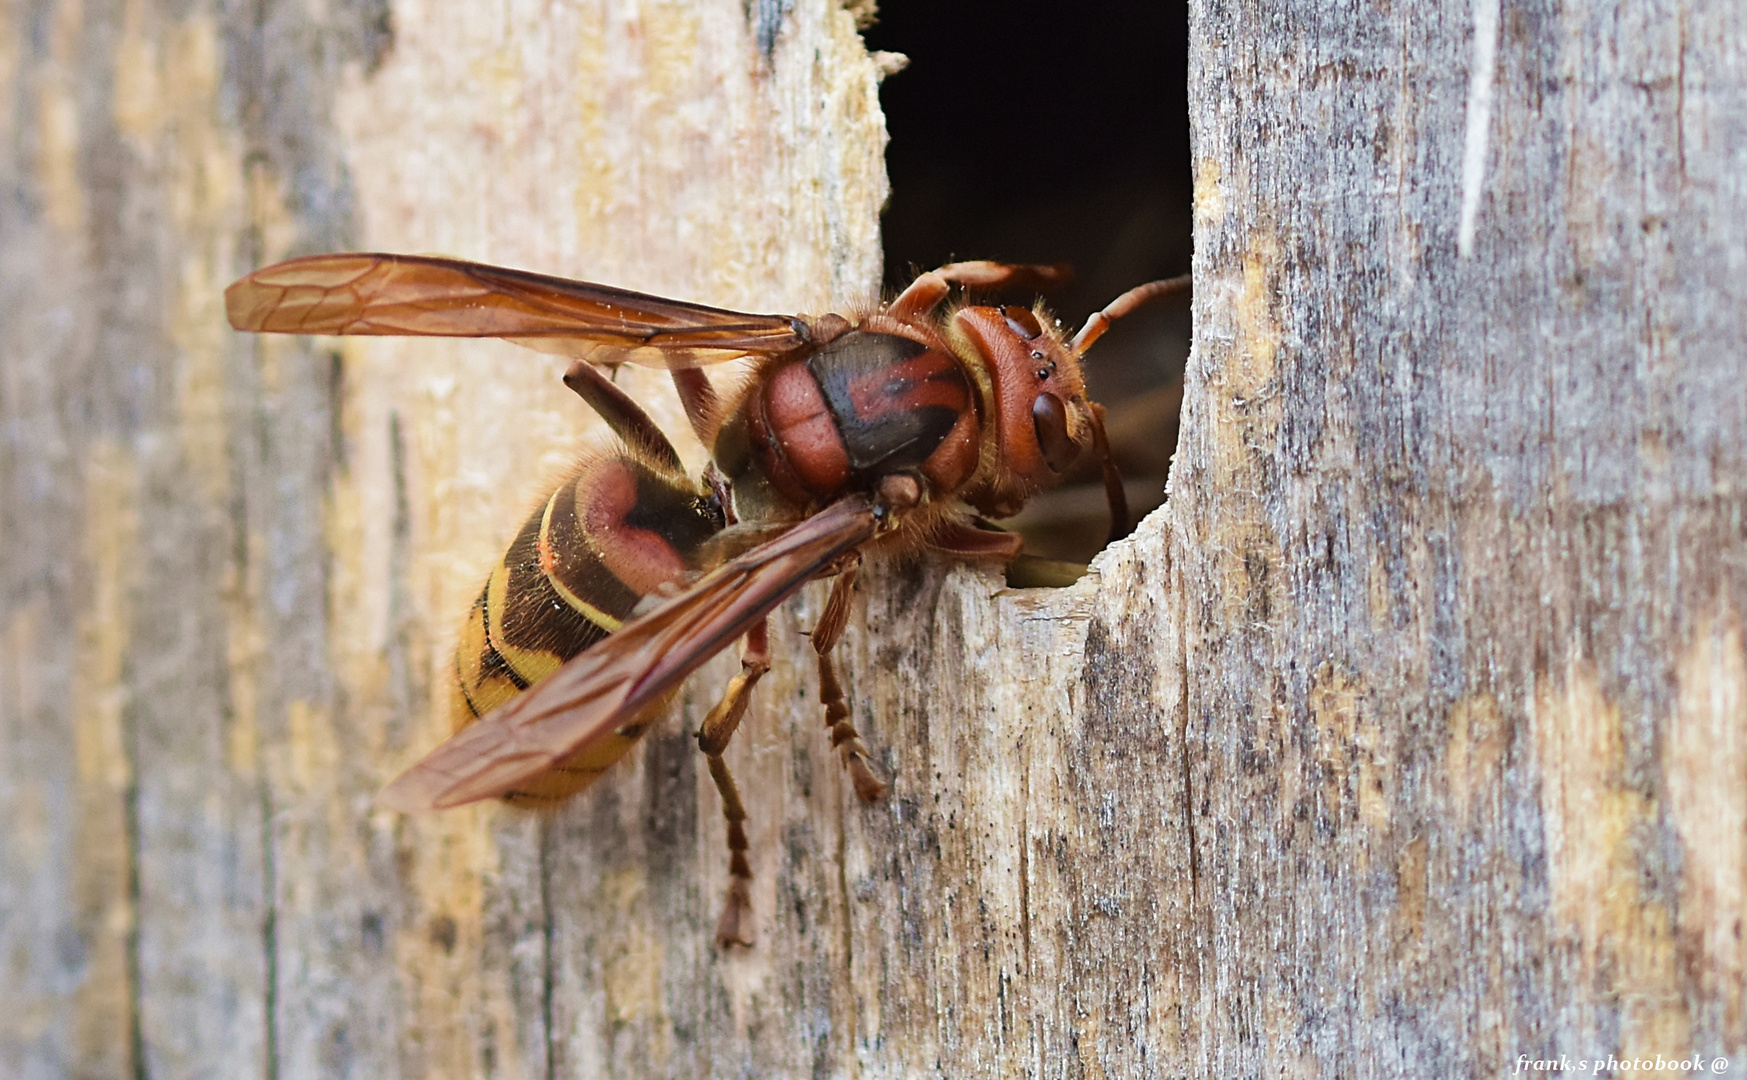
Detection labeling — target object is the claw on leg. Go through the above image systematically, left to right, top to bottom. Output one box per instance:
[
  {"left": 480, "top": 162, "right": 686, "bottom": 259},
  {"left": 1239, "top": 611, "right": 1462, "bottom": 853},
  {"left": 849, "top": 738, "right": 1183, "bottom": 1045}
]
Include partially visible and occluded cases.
[{"left": 714, "top": 874, "right": 754, "bottom": 949}]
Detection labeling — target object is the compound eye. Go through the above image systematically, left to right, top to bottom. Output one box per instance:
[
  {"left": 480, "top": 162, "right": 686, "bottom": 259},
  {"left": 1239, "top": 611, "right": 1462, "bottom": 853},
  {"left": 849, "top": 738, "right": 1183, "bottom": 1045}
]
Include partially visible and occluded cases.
[
  {"left": 1002, "top": 306, "right": 1043, "bottom": 340},
  {"left": 1032, "top": 392, "right": 1079, "bottom": 473}
]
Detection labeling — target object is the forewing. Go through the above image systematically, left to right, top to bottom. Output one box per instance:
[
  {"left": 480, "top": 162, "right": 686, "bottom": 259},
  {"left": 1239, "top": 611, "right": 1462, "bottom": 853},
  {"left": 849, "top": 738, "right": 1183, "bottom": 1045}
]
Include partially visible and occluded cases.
[
  {"left": 225, "top": 253, "right": 809, "bottom": 366},
  {"left": 377, "top": 497, "right": 879, "bottom": 811}
]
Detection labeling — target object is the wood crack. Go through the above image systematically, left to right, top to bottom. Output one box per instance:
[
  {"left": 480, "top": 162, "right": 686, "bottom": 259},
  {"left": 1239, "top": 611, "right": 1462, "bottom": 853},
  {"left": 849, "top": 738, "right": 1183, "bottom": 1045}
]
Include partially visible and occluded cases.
[
  {"left": 124, "top": 769, "right": 147, "bottom": 1080},
  {"left": 260, "top": 778, "right": 280, "bottom": 1080},
  {"left": 539, "top": 818, "right": 556, "bottom": 1080}
]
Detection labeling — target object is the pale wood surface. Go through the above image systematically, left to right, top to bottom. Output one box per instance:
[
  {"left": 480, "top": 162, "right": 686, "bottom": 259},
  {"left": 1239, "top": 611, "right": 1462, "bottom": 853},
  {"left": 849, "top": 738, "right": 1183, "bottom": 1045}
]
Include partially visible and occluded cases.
[{"left": 3, "top": 0, "right": 1745, "bottom": 1077}]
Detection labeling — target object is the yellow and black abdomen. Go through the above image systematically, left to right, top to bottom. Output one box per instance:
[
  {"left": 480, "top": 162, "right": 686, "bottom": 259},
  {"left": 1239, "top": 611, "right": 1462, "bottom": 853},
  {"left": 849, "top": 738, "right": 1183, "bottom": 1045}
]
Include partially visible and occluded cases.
[{"left": 452, "top": 447, "right": 723, "bottom": 805}]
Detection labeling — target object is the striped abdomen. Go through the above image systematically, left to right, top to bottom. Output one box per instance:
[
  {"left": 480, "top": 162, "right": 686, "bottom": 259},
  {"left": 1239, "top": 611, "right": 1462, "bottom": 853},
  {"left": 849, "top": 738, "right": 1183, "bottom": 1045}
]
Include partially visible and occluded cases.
[{"left": 452, "top": 449, "right": 723, "bottom": 805}]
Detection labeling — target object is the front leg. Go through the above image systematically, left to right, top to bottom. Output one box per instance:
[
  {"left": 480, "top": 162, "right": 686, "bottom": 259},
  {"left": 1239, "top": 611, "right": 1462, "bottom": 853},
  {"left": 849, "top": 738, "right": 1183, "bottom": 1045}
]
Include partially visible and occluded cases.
[{"left": 885, "top": 261, "right": 1073, "bottom": 323}]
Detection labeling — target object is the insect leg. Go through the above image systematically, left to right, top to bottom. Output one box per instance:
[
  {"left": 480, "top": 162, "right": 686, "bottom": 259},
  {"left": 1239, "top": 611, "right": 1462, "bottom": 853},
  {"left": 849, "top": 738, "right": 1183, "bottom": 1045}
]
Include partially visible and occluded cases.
[
  {"left": 928, "top": 260, "right": 1073, "bottom": 292},
  {"left": 887, "top": 261, "right": 1076, "bottom": 323},
  {"left": 884, "top": 272, "right": 953, "bottom": 322},
  {"left": 562, "top": 360, "right": 683, "bottom": 472},
  {"left": 669, "top": 369, "right": 719, "bottom": 450},
  {"left": 1088, "top": 399, "right": 1129, "bottom": 543},
  {"left": 924, "top": 520, "right": 1025, "bottom": 561},
  {"left": 810, "top": 558, "right": 887, "bottom": 803},
  {"left": 697, "top": 619, "right": 770, "bottom": 756},
  {"left": 698, "top": 619, "right": 770, "bottom": 948},
  {"left": 707, "top": 753, "right": 754, "bottom": 947}
]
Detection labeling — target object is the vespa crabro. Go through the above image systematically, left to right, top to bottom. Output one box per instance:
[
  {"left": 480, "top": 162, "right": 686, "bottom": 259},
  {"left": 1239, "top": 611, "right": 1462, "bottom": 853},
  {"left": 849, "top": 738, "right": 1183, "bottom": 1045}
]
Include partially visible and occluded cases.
[{"left": 225, "top": 254, "right": 1188, "bottom": 945}]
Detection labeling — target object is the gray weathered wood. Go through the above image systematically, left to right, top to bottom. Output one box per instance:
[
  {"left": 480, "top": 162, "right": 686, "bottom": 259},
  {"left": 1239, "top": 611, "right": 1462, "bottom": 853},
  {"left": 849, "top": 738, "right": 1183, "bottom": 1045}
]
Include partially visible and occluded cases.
[
  {"left": 3, "top": 0, "right": 1745, "bottom": 1076},
  {"left": 1178, "top": 0, "right": 1747, "bottom": 1073}
]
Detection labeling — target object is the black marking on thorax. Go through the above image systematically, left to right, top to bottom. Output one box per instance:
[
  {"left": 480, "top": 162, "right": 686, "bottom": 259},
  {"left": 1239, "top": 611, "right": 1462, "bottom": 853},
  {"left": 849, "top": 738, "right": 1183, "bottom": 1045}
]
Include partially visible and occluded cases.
[{"left": 806, "top": 330, "right": 965, "bottom": 476}]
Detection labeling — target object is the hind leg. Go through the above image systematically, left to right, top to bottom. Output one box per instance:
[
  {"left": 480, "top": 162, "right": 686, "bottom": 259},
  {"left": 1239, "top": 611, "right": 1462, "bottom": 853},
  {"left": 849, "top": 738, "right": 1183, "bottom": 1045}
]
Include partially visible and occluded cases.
[{"left": 697, "top": 619, "right": 771, "bottom": 947}]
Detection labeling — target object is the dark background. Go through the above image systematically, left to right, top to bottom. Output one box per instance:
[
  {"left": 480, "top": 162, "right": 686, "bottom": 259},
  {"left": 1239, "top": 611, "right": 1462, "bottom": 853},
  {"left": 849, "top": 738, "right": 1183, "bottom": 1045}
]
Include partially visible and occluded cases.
[{"left": 863, "top": 0, "right": 1193, "bottom": 557}]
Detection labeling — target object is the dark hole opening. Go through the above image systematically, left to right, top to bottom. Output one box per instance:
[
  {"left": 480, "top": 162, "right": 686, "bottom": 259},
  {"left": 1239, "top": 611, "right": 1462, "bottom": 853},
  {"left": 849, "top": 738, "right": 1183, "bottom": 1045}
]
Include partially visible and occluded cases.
[{"left": 864, "top": 1, "right": 1193, "bottom": 563}]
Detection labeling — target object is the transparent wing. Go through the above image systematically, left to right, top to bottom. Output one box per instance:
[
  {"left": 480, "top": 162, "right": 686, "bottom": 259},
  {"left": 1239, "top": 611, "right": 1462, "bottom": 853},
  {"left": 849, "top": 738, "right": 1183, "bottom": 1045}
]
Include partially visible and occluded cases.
[
  {"left": 225, "top": 253, "right": 811, "bottom": 367},
  {"left": 377, "top": 497, "right": 879, "bottom": 811}
]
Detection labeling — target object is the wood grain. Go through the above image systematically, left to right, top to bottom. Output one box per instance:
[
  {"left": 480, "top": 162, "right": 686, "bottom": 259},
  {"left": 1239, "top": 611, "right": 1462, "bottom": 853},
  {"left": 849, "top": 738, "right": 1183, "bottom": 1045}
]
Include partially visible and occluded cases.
[
  {"left": 2, "top": 0, "right": 1743, "bottom": 1076},
  {"left": 1176, "top": 0, "right": 1747, "bottom": 1072}
]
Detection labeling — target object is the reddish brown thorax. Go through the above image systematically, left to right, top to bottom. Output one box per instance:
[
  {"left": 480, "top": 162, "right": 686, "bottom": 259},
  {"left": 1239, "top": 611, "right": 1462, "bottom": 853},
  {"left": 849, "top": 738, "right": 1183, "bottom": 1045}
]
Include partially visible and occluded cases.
[{"left": 739, "top": 327, "right": 983, "bottom": 511}]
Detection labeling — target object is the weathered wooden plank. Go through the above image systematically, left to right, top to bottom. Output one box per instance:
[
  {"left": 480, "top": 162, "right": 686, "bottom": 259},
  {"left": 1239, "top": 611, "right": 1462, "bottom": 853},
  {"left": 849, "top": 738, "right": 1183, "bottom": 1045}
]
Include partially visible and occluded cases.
[
  {"left": 7, "top": 0, "right": 1746, "bottom": 1075},
  {"left": 1177, "top": 0, "right": 1747, "bottom": 1073},
  {"left": 2, "top": 2, "right": 282, "bottom": 1077}
]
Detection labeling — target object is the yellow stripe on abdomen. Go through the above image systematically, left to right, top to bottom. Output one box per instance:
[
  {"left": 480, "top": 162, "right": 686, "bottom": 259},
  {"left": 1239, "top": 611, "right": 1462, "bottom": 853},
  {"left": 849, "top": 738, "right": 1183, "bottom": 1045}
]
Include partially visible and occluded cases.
[{"left": 446, "top": 448, "right": 723, "bottom": 806}]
